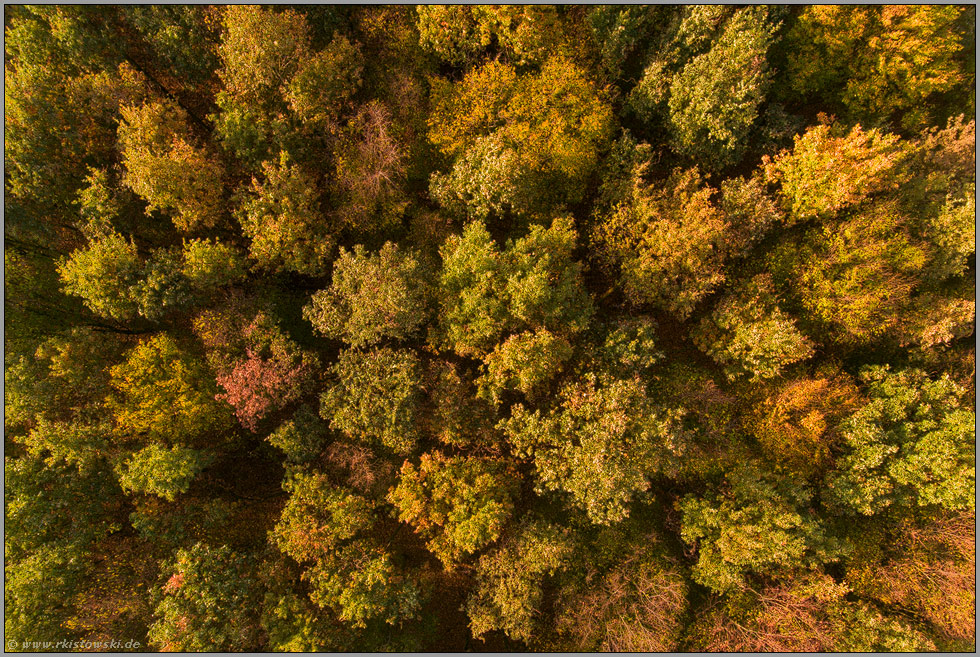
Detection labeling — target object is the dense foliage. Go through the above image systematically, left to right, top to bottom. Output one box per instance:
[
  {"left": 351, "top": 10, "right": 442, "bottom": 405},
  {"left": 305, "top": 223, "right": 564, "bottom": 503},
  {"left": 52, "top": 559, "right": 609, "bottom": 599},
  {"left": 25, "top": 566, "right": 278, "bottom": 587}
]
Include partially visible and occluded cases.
[{"left": 4, "top": 5, "right": 975, "bottom": 652}]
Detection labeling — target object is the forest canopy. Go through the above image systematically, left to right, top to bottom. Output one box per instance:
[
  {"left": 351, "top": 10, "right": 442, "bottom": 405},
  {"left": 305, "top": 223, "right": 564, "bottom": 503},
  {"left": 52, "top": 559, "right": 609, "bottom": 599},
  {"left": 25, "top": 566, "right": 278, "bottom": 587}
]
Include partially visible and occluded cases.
[{"left": 4, "top": 4, "right": 976, "bottom": 652}]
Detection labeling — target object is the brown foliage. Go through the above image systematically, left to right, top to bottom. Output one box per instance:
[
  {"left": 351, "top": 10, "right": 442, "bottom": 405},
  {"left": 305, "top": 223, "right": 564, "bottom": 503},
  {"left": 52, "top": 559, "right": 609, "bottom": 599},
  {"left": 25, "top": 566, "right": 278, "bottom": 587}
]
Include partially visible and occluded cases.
[
  {"left": 333, "top": 101, "right": 409, "bottom": 234},
  {"left": 748, "top": 371, "right": 862, "bottom": 480},
  {"left": 323, "top": 441, "right": 394, "bottom": 496},
  {"left": 853, "top": 511, "right": 976, "bottom": 640},
  {"left": 558, "top": 549, "right": 689, "bottom": 652},
  {"left": 692, "top": 575, "right": 848, "bottom": 652}
]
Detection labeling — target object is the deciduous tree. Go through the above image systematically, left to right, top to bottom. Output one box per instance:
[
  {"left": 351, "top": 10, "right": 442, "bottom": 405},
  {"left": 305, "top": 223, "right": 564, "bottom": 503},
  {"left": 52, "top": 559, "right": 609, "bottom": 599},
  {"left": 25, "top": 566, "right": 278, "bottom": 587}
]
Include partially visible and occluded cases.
[
  {"left": 786, "top": 5, "right": 969, "bottom": 129},
  {"left": 666, "top": 6, "right": 778, "bottom": 167},
  {"left": 286, "top": 35, "right": 363, "bottom": 129},
  {"left": 429, "top": 57, "right": 613, "bottom": 218},
  {"left": 118, "top": 101, "right": 225, "bottom": 232},
  {"left": 332, "top": 102, "right": 410, "bottom": 235},
  {"left": 763, "top": 120, "right": 907, "bottom": 222},
  {"left": 236, "top": 153, "right": 335, "bottom": 276},
  {"left": 593, "top": 166, "right": 727, "bottom": 319},
  {"left": 770, "top": 200, "right": 928, "bottom": 344},
  {"left": 437, "top": 217, "right": 592, "bottom": 356},
  {"left": 57, "top": 232, "right": 143, "bottom": 321},
  {"left": 181, "top": 239, "right": 245, "bottom": 294},
  {"left": 304, "top": 242, "right": 432, "bottom": 347},
  {"left": 693, "top": 274, "right": 814, "bottom": 382},
  {"left": 214, "top": 313, "right": 318, "bottom": 431},
  {"left": 477, "top": 329, "right": 572, "bottom": 405},
  {"left": 108, "top": 333, "right": 232, "bottom": 444},
  {"left": 320, "top": 347, "right": 423, "bottom": 454},
  {"left": 825, "top": 366, "right": 975, "bottom": 515},
  {"left": 748, "top": 372, "right": 861, "bottom": 481},
  {"left": 506, "top": 374, "right": 685, "bottom": 525},
  {"left": 115, "top": 444, "right": 213, "bottom": 501},
  {"left": 388, "top": 453, "right": 519, "bottom": 568},
  {"left": 678, "top": 466, "right": 840, "bottom": 593},
  {"left": 272, "top": 473, "right": 421, "bottom": 627},
  {"left": 466, "top": 518, "right": 575, "bottom": 643},
  {"left": 148, "top": 543, "right": 263, "bottom": 651},
  {"left": 556, "top": 544, "right": 689, "bottom": 652}
]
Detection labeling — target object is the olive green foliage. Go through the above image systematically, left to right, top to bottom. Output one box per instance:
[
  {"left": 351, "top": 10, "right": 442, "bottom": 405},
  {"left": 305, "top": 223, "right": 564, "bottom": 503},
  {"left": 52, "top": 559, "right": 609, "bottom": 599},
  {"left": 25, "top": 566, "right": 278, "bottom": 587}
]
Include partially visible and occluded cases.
[
  {"left": 212, "top": 5, "right": 312, "bottom": 165},
  {"left": 217, "top": 5, "right": 309, "bottom": 108},
  {"left": 415, "top": 5, "right": 486, "bottom": 66},
  {"left": 417, "top": 5, "right": 567, "bottom": 67},
  {"left": 787, "top": 5, "right": 969, "bottom": 129},
  {"left": 4, "top": 6, "right": 975, "bottom": 652},
  {"left": 123, "top": 6, "right": 218, "bottom": 89},
  {"left": 587, "top": 6, "right": 674, "bottom": 82},
  {"left": 626, "top": 6, "right": 782, "bottom": 168},
  {"left": 667, "top": 7, "right": 778, "bottom": 167},
  {"left": 5, "top": 8, "right": 146, "bottom": 212},
  {"left": 286, "top": 35, "right": 363, "bottom": 128},
  {"left": 429, "top": 57, "right": 614, "bottom": 218},
  {"left": 118, "top": 101, "right": 224, "bottom": 231},
  {"left": 914, "top": 116, "right": 977, "bottom": 282},
  {"left": 764, "top": 120, "right": 947, "bottom": 347},
  {"left": 764, "top": 121, "right": 907, "bottom": 222},
  {"left": 429, "top": 133, "right": 525, "bottom": 222},
  {"left": 236, "top": 153, "right": 335, "bottom": 276},
  {"left": 594, "top": 165, "right": 728, "bottom": 319},
  {"left": 76, "top": 167, "right": 125, "bottom": 228},
  {"left": 718, "top": 172, "right": 783, "bottom": 252},
  {"left": 924, "top": 188, "right": 976, "bottom": 282},
  {"left": 772, "top": 200, "right": 928, "bottom": 344},
  {"left": 437, "top": 217, "right": 592, "bottom": 356},
  {"left": 503, "top": 217, "right": 593, "bottom": 332},
  {"left": 436, "top": 221, "right": 510, "bottom": 356},
  {"left": 57, "top": 232, "right": 143, "bottom": 321},
  {"left": 181, "top": 239, "right": 245, "bottom": 293},
  {"left": 304, "top": 242, "right": 432, "bottom": 347},
  {"left": 130, "top": 248, "right": 194, "bottom": 321},
  {"left": 694, "top": 274, "right": 814, "bottom": 381},
  {"left": 596, "top": 317, "right": 663, "bottom": 377},
  {"left": 5, "top": 327, "right": 120, "bottom": 434},
  {"left": 478, "top": 329, "right": 573, "bottom": 404},
  {"left": 108, "top": 334, "right": 232, "bottom": 444},
  {"left": 320, "top": 347, "right": 423, "bottom": 454},
  {"left": 424, "top": 361, "right": 501, "bottom": 451},
  {"left": 826, "top": 367, "right": 975, "bottom": 515},
  {"left": 506, "top": 374, "right": 685, "bottom": 525},
  {"left": 266, "top": 405, "right": 329, "bottom": 464},
  {"left": 15, "top": 419, "right": 110, "bottom": 477},
  {"left": 115, "top": 444, "right": 213, "bottom": 501},
  {"left": 388, "top": 453, "right": 520, "bottom": 567},
  {"left": 5, "top": 454, "right": 122, "bottom": 644},
  {"left": 679, "top": 466, "right": 841, "bottom": 593},
  {"left": 272, "top": 473, "right": 420, "bottom": 627},
  {"left": 272, "top": 474, "right": 376, "bottom": 564},
  {"left": 466, "top": 519, "right": 575, "bottom": 642},
  {"left": 306, "top": 542, "right": 420, "bottom": 629},
  {"left": 148, "top": 543, "right": 262, "bottom": 651},
  {"left": 260, "top": 589, "right": 346, "bottom": 653},
  {"left": 834, "top": 602, "right": 938, "bottom": 652}
]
